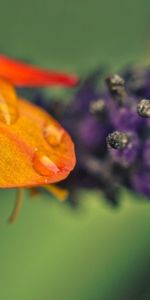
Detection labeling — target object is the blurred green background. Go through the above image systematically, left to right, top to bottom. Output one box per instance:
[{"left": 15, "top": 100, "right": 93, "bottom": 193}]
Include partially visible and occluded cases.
[{"left": 0, "top": 1, "right": 150, "bottom": 299}]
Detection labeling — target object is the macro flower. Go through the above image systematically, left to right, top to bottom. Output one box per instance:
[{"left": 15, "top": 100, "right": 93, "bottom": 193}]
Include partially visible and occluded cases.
[
  {"left": 0, "top": 55, "right": 77, "bottom": 222},
  {"left": 34, "top": 65, "right": 150, "bottom": 206}
]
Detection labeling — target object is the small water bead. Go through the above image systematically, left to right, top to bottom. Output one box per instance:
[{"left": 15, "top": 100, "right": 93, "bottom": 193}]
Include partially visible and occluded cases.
[
  {"left": 0, "top": 79, "right": 18, "bottom": 125},
  {"left": 0, "top": 102, "right": 18, "bottom": 125},
  {"left": 43, "top": 124, "right": 64, "bottom": 147},
  {"left": 33, "top": 150, "right": 60, "bottom": 177}
]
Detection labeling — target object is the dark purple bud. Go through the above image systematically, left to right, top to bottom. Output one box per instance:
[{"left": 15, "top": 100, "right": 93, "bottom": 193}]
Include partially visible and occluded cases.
[
  {"left": 110, "top": 105, "right": 143, "bottom": 131},
  {"left": 79, "top": 115, "right": 107, "bottom": 152},
  {"left": 108, "top": 132, "right": 140, "bottom": 167}
]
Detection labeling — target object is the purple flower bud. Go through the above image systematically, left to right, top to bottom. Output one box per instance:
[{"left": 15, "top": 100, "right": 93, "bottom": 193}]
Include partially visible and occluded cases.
[
  {"left": 110, "top": 104, "right": 143, "bottom": 131},
  {"left": 78, "top": 115, "right": 108, "bottom": 152},
  {"left": 108, "top": 132, "right": 140, "bottom": 167}
]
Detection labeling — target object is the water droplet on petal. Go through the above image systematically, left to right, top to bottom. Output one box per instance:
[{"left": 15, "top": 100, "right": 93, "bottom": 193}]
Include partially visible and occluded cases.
[
  {"left": 0, "top": 79, "right": 18, "bottom": 124},
  {"left": 0, "top": 103, "right": 18, "bottom": 124},
  {"left": 43, "top": 124, "right": 64, "bottom": 147},
  {"left": 33, "top": 150, "right": 60, "bottom": 176}
]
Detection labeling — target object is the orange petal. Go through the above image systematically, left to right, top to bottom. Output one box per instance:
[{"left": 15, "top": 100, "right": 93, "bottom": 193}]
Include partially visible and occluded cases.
[
  {"left": 0, "top": 55, "right": 79, "bottom": 87},
  {"left": 0, "top": 80, "right": 76, "bottom": 188}
]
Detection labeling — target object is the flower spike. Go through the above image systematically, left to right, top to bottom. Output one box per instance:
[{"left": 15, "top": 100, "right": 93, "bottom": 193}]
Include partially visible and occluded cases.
[
  {"left": 0, "top": 55, "right": 79, "bottom": 87},
  {"left": 41, "top": 65, "right": 150, "bottom": 205}
]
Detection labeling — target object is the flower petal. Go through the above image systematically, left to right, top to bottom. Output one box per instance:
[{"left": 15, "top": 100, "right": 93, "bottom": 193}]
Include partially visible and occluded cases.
[
  {"left": 0, "top": 55, "right": 78, "bottom": 87},
  {"left": 0, "top": 80, "right": 76, "bottom": 188}
]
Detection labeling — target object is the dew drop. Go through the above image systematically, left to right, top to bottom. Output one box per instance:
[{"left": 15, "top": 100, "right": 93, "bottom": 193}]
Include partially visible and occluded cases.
[
  {"left": 0, "top": 80, "right": 18, "bottom": 125},
  {"left": 0, "top": 103, "right": 18, "bottom": 125},
  {"left": 43, "top": 124, "right": 64, "bottom": 147},
  {"left": 33, "top": 150, "right": 60, "bottom": 176}
]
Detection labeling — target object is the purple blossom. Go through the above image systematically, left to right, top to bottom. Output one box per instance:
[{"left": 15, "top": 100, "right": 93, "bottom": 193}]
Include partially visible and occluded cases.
[
  {"left": 32, "top": 65, "right": 150, "bottom": 205},
  {"left": 108, "top": 132, "right": 140, "bottom": 167}
]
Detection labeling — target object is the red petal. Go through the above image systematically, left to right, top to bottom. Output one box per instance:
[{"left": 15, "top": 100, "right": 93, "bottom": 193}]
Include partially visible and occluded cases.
[{"left": 0, "top": 55, "right": 79, "bottom": 87}]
